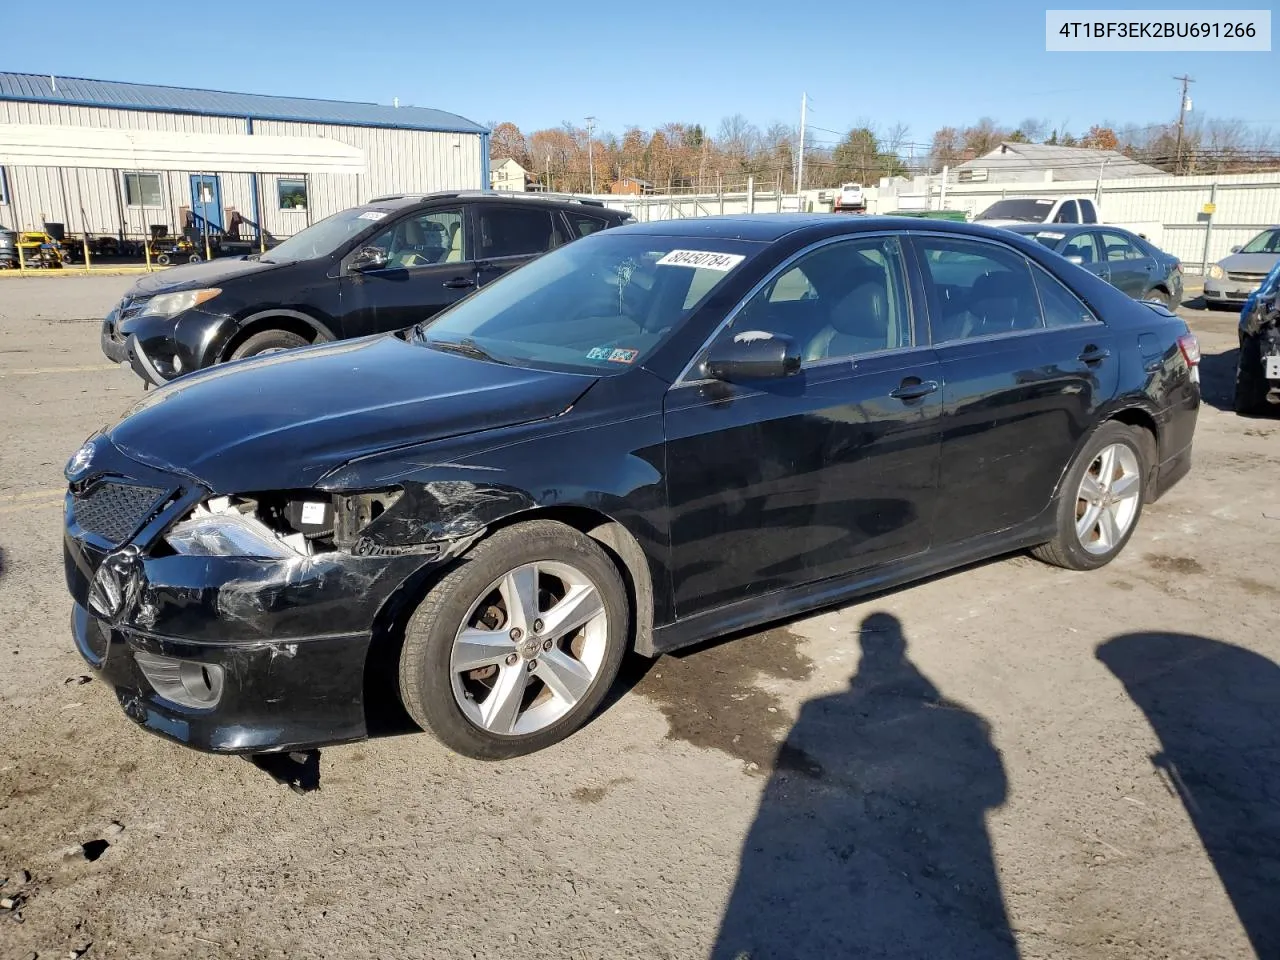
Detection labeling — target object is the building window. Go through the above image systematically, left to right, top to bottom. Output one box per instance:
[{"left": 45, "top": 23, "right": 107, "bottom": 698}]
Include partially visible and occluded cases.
[
  {"left": 123, "top": 172, "right": 162, "bottom": 207},
  {"left": 278, "top": 178, "right": 308, "bottom": 211}
]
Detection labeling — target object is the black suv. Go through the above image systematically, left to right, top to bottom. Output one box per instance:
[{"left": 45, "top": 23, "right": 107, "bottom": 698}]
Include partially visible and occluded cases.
[{"left": 101, "top": 192, "right": 633, "bottom": 386}]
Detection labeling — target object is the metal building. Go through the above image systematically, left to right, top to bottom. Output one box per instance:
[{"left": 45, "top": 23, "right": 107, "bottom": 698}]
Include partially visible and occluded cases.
[{"left": 0, "top": 72, "right": 488, "bottom": 243}]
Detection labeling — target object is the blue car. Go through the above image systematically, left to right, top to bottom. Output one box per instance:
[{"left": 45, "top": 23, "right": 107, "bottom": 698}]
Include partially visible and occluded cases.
[{"left": 1236, "top": 259, "right": 1280, "bottom": 414}]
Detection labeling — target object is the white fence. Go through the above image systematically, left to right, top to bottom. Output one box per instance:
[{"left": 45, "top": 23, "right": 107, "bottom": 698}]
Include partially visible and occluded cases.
[{"left": 584, "top": 170, "right": 1280, "bottom": 273}]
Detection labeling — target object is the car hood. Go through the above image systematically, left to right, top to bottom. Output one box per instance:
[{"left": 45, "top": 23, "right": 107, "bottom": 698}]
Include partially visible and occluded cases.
[
  {"left": 1217, "top": 252, "right": 1280, "bottom": 274},
  {"left": 130, "top": 255, "right": 289, "bottom": 294},
  {"left": 106, "top": 335, "right": 597, "bottom": 493}
]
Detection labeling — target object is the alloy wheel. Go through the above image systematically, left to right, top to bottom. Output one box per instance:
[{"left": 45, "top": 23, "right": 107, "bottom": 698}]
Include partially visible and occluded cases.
[
  {"left": 1075, "top": 442, "right": 1141, "bottom": 555},
  {"left": 449, "top": 561, "right": 608, "bottom": 736}
]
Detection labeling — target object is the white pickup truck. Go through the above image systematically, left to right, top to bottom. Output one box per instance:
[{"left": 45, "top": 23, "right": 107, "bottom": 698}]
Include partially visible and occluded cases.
[
  {"left": 833, "top": 183, "right": 866, "bottom": 213},
  {"left": 972, "top": 196, "right": 1100, "bottom": 226}
]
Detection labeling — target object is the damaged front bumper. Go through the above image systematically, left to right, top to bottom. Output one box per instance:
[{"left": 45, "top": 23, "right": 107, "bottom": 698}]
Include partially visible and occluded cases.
[
  {"left": 106, "top": 307, "right": 237, "bottom": 386},
  {"left": 64, "top": 499, "right": 442, "bottom": 753},
  {"left": 70, "top": 601, "right": 373, "bottom": 753}
]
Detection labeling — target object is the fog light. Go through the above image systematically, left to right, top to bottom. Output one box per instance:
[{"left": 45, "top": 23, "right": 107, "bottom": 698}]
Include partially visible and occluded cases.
[{"left": 134, "top": 651, "right": 224, "bottom": 708}]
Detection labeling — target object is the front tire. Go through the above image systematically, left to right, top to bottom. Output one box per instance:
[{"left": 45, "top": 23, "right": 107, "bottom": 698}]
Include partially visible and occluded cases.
[
  {"left": 230, "top": 328, "right": 310, "bottom": 360},
  {"left": 1234, "top": 335, "right": 1270, "bottom": 416},
  {"left": 1032, "top": 422, "right": 1148, "bottom": 570},
  {"left": 398, "top": 521, "right": 630, "bottom": 759}
]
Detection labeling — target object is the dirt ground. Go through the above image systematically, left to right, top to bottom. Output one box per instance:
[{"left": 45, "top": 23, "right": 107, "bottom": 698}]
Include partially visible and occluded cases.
[{"left": 0, "top": 274, "right": 1276, "bottom": 960}]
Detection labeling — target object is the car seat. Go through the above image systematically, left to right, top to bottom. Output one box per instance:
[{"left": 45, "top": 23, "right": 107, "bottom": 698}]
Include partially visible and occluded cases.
[
  {"left": 966, "top": 271, "right": 1040, "bottom": 336},
  {"left": 805, "top": 282, "right": 893, "bottom": 361}
]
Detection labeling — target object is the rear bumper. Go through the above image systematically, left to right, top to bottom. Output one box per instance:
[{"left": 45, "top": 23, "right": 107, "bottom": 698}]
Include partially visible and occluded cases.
[{"left": 72, "top": 601, "right": 370, "bottom": 753}]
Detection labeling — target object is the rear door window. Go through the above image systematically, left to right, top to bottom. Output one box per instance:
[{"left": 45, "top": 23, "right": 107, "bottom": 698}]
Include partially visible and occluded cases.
[
  {"left": 1079, "top": 199, "right": 1099, "bottom": 223},
  {"left": 476, "top": 206, "right": 562, "bottom": 260},
  {"left": 566, "top": 212, "right": 610, "bottom": 237},
  {"left": 1099, "top": 231, "right": 1143, "bottom": 261},
  {"left": 916, "top": 237, "right": 1043, "bottom": 342},
  {"left": 1033, "top": 264, "right": 1097, "bottom": 328}
]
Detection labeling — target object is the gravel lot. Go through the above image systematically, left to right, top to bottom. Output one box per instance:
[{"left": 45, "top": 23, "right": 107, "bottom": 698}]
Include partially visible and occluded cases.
[{"left": 1, "top": 274, "right": 1277, "bottom": 960}]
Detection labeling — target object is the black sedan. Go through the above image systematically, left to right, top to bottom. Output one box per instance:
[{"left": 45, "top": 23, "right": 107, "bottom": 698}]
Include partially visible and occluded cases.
[
  {"left": 62, "top": 215, "right": 1201, "bottom": 760},
  {"left": 1004, "top": 223, "right": 1184, "bottom": 308}
]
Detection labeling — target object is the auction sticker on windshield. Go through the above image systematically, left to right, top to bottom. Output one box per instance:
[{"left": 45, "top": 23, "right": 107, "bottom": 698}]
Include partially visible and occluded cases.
[
  {"left": 357, "top": 211, "right": 388, "bottom": 221},
  {"left": 656, "top": 250, "right": 745, "bottom": 271}
]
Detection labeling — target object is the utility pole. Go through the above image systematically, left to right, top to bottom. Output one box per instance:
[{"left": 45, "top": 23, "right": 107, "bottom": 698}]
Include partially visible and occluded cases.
[
  {"left": 1173, "top": 74, "right": 1194, "bottom": 174},
  {"left": 797, "top": 92, "right": 807, "bottom": 195},
  {"left": 585, "top": 116, "right": 596, "bottom": 194}
]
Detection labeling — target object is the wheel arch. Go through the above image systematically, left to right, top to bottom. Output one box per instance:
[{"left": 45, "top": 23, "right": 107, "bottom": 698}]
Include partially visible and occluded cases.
[
  {"left": 218, "top": 309, "right": 336, "bottom": 362},
  {"left": 1051, "top": 404, "right": 1161, "bottom": 505},
  {"left": 360, "top": 503, "right": 658, "bottom": 731},
  {"left": 483, "top": 505, "right": 657, "bottom": 657}
]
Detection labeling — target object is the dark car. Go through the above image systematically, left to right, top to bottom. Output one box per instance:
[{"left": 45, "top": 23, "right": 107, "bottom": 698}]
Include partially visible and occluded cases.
[
  {"left": 100, "top": 192, "right": 633, "bottom": 386},
  {"left": 63, "top": 215, "right": 1201, "bottom": 760},
  {"left": 0, "top": 224, "right": 17, "bottom": 268},
  {"left": 1005, "top": 224, "right": 1184, "bottom": 308},
  {"left": 1235, "top": 259, "right": 1280, "bottom": 414}
]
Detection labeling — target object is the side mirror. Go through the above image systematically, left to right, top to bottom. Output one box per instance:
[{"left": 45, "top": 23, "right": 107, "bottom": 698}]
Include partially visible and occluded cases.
[
  {"left": 1230, "top": 245, "right": 1242, "bottom": 254},
  {"left": 350, "top": 246, "right": 389, "bottom": 272},
  {"left": 1065, "top": 255, "right": 1084, "bottom": 265},
  {"left": 704, "top": 331, "right": 801, "bottom": 382}
]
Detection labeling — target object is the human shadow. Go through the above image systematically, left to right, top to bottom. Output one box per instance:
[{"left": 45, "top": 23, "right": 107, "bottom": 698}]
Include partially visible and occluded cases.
[
  {"left": 712, "top": 612, "right": 1017, "bottom": 959},
  {"left": 1097, "top": 632, "right": 1280, "bottom": 959}
]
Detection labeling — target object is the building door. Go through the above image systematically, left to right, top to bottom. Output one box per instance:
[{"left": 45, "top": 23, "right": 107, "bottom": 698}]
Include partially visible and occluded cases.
[{"left": 189, "top": 175, "right": 223, "bottom": 231}]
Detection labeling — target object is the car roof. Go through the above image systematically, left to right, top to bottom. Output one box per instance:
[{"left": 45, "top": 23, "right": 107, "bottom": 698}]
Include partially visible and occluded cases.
[
  {"left": 362, "top": 191, "right": 626, "bottom": 216},
  {"left": 619, "top": 214, "right": 1032, "bottom": 244},
  {"left": 1003, "top": 223, "right": 1102, "bottom": 236}
]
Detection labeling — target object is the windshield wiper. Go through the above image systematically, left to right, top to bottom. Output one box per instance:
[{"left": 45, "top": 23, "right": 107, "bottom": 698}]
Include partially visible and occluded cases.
[{"left": 425, "top": 337, "right": 509, "bottom": 365}]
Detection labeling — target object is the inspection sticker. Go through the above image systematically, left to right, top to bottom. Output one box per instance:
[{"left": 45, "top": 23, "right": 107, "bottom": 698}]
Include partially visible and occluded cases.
[
  {"left": 357, "top": 211, "right": 388, "bottom": 221},
  {"left": 656, "top": 249, "right": 745, "bottom": 272},
  {"left": 607, "top": 348, "right": 639, "bottom": 364}
]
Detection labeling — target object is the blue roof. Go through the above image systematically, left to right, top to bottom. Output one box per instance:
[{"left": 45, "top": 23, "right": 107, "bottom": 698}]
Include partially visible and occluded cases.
[{"left": 0, "top": 72, "right": 487, "bottom": 135}]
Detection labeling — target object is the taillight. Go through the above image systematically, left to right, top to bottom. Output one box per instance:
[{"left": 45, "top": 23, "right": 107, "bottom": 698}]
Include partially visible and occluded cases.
[
  {"left": 1173, "top": 261, "right": 1182, "bottom": 273},
  {"left": 1177, "top": 333, "right": 1200, "bottom": 366}
]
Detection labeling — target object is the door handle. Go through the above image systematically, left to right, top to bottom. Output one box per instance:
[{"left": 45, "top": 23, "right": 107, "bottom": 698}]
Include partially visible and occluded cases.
[
  {"left": 443, "top": 277, "right": 476, "bottom": 289},
  {"left": 1077, "top": 345, "right": 1111, "bottom": 365},
  {"left": 890, "top": 378, "right": 940, "bottom": 401}
]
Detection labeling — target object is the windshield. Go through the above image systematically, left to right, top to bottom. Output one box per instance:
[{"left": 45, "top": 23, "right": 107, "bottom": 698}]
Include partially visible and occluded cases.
[
  {"left": 976, "top": 199, "right": 1055, "bottom": 222},
  {"left": 261, "top": 206, "right": 393, "bottom": 263},
  {"left": 1240, "top": 229, "right": 1280, "bottom": 255},
  {"left": 414, "top": 233, "right": 760, "bottom": 375}
]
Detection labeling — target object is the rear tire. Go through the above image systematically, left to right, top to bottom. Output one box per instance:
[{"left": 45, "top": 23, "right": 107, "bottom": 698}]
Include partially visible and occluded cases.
[
  {"left": 1147, "top": 288, "right": 1175, "bottom": 310},
  {"left": 230, "top": 328, "right": 310, "bottom": 360},
  {"left": 1234, "top": 335, "right": 1270, "bottom": 416},
  {"left": 1032, "top": 422, "right": 1148, "bottom": 571},
  {"left": 398, "top": 521, "right": 629, "bottom": 759}
]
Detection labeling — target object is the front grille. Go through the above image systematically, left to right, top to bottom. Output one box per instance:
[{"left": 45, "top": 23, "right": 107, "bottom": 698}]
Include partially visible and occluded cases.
[
  {"left": 1227, "top": 271, "right": 1266, "bottom": 283},
  {"left": 119, "top": 295, "right": 152, "bottom": 321},
  {"left": 72, "top": 480, "right": 168, "bottom": 545}
]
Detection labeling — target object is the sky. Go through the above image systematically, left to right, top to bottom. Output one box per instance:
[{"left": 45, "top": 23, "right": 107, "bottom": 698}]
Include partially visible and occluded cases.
[{"left": 6, "top": 0, "right": 1277, "bottom": 149}]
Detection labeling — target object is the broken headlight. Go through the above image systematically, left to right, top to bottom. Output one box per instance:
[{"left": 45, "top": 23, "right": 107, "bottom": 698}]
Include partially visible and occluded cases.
[{"left": 165, "top": 512, "right": 299, "bottom": 559}]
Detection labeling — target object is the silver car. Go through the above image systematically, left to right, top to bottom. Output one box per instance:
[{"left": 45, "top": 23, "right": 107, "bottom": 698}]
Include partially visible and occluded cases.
[{"left": 1204, "top": 226, "right": 1280, "bottom": 306}]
